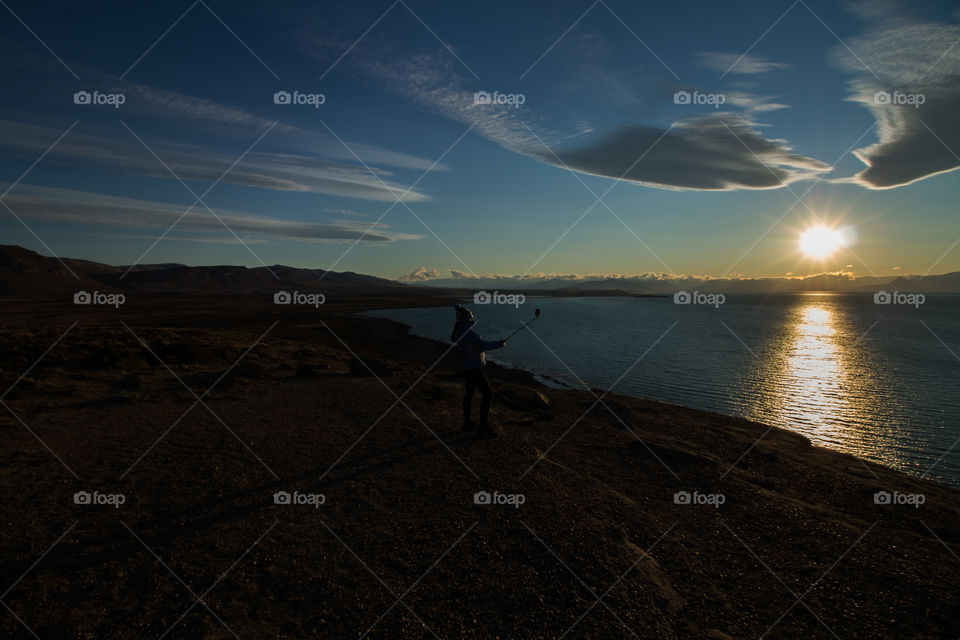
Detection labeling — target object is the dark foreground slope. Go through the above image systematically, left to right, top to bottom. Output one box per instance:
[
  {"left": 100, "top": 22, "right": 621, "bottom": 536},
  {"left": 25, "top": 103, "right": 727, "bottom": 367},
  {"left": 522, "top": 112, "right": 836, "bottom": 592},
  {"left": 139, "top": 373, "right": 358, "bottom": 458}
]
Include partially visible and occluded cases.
[{"left": 1, "top": 298, "right": 958, "bottom": 640}]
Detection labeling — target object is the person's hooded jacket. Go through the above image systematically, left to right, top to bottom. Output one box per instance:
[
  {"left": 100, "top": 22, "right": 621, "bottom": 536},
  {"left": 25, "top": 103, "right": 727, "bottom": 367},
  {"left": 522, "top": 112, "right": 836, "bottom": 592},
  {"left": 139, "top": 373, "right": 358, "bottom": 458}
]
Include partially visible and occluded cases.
[{"left": 451, "top": 306, "right": 502, "bottom": 370}]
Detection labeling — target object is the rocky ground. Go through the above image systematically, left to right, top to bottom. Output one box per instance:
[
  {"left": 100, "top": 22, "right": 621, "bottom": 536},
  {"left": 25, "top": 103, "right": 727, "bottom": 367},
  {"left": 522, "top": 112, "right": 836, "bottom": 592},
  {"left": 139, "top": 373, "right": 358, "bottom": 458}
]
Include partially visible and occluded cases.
[{"left": 0, "top": 297, "right": 958, "bottom": 639}]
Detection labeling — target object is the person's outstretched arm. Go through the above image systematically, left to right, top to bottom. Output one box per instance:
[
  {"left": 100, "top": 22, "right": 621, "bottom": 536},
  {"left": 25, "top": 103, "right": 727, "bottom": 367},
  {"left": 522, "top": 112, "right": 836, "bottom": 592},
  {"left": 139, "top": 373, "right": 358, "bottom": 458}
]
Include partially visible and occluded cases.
[{"left": 480, "top": 337, "right": 506, "bottom": 350}]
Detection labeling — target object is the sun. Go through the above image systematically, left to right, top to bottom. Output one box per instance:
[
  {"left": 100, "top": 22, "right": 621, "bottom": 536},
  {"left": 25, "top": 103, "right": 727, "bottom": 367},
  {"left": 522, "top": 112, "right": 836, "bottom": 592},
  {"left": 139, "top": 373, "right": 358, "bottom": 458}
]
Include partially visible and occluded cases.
[{"left": 800, "top": 225, "right": 846, "bottom": 258}]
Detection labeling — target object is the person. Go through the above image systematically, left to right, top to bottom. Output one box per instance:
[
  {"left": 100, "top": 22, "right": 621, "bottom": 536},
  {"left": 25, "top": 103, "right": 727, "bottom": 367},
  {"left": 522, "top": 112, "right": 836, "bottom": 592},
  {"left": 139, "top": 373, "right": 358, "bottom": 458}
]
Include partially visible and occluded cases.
[{"left": 450, "top": 304, "right": 506, "bottom": 439}]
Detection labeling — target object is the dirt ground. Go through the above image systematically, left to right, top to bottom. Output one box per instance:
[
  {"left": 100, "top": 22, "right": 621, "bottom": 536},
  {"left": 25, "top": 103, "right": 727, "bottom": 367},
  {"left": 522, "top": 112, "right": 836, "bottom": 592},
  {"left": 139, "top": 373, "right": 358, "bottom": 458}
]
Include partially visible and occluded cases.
[{"left": 1, "top": 295, "right": 958, "bottom": 639}]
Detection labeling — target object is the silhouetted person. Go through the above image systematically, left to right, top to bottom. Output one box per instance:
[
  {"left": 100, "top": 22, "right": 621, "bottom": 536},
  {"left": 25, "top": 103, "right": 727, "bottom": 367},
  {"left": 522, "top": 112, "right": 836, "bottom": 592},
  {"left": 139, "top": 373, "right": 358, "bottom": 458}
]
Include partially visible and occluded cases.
[{"left": 451, "top": 304, "right": 505, "bottom": 439}]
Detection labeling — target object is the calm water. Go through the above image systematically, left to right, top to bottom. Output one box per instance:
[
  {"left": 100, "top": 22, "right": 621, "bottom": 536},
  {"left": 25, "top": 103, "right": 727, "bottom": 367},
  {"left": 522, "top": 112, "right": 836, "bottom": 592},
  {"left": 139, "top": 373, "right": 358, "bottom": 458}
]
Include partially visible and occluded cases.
[{"left": 367, "top": 294, "right": 960, "bottom": 486}]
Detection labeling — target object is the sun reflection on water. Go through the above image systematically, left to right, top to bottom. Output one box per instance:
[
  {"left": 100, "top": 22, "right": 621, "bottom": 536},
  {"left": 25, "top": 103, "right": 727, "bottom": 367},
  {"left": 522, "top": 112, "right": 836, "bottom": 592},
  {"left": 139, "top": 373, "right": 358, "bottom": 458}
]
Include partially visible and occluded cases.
[
  {"left": 755, "top": 295, "right": 900, "bottom": 469},
  {"left": 786, "top": 304, "right": 843, "bottom": 429}
]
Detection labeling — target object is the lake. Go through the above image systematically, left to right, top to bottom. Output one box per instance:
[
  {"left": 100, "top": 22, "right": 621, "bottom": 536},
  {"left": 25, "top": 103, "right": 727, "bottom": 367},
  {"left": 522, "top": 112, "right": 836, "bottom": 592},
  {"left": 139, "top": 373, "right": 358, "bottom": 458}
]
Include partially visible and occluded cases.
[{"left": 366, "top": 293, "right": 960, "bottom": 486}]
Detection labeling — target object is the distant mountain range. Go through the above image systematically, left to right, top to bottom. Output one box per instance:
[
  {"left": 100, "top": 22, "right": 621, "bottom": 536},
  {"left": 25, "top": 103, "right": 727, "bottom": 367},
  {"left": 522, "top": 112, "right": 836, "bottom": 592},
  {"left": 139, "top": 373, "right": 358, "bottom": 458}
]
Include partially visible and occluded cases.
[
  {"left": 3, "top": 245, "right": 959, "bottom": 297},
  {"left": 416, "top": 271, "right": 960, "bottom": 294}
]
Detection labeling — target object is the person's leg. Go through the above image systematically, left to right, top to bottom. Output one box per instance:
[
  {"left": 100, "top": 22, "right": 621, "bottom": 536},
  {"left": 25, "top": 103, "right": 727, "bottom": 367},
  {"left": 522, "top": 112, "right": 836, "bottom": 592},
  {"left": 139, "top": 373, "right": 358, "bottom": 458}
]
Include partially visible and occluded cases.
[
  {"left": 476, "top": 368, "right": 494, "bottom": 431},
  {"left": 462, "top": 370, "right": 477, "bottom": 428}
]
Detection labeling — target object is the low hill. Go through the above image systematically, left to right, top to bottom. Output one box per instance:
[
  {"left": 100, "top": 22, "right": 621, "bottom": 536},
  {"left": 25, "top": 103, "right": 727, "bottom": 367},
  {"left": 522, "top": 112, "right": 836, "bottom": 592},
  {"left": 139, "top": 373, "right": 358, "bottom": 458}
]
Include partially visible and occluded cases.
[{"left": 0, "top": 245, "right": 411, "bottom": 297}]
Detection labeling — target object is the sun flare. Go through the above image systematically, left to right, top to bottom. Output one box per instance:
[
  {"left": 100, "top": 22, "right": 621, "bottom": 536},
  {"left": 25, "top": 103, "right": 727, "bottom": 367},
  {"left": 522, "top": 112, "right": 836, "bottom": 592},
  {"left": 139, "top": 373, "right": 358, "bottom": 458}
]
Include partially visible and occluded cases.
[{"left": 800, "top": 226, "right": 846, "bottom": 259}]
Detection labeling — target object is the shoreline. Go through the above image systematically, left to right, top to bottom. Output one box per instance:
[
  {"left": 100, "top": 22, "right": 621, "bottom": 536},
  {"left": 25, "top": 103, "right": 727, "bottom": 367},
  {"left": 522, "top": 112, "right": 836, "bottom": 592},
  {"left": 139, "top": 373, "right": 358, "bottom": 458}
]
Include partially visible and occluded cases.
[
  {"left": 5, "top": 289, "right": 956, "bottom": 490},
  {"left": 361, "top": 303, "right": 960, "bottom": 491}
]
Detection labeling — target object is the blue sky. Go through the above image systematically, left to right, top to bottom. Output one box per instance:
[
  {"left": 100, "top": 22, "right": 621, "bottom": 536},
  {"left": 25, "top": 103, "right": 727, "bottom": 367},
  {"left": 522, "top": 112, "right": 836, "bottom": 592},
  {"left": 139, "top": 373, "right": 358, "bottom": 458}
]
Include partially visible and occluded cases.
[{"left": 1, "top": 0, "right": 959, "bottom": 282}]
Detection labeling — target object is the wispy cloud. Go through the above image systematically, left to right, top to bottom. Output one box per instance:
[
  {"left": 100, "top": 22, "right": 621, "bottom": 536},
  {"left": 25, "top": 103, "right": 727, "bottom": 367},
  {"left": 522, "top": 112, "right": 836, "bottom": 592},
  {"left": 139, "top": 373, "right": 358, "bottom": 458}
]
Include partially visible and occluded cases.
[
  {"left": 836, "top": 2, "right": 960, "bottom": 188},
  {"left": 304, "top": 35, "right": 826, "bottom": 191},
  {"left": 696, "top": 51, "right": 791, "bottom": 75},
  {"left": 0, "top": 52, "right": 449, "bottom": 192},
  {"left": 360, "top": 53, "right": 544, "bottom": 154},
  {"left": 113, "top": 79, "right": 449, "bottom": 173},
  {"left": 0, "top": 120, "right": 430, "bottom": 202},
  {"left": 2, "top": 184, "right": 423, "bottom": 243},
  {"left": 324, "top": 207, "right": 368, "bottom": 217}
]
